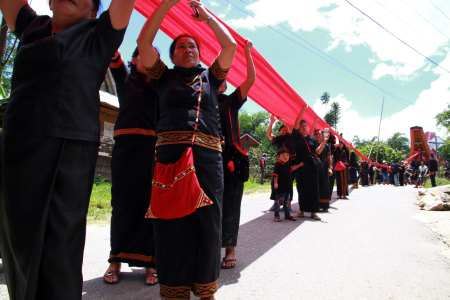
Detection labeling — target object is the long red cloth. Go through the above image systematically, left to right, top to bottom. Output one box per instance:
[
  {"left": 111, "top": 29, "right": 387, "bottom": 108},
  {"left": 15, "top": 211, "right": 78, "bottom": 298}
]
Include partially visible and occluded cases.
[
  {"left": 134, "top": 0, "right": 335, "bottom": 135},
  {"left": 134, "top": 1, "right": 404, "bottom": 169}
]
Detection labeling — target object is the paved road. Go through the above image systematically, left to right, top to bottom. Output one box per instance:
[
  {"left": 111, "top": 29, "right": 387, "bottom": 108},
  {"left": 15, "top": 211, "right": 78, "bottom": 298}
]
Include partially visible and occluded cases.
[{"left": 1, "top": 185, "right": 450, "bottom": 299}]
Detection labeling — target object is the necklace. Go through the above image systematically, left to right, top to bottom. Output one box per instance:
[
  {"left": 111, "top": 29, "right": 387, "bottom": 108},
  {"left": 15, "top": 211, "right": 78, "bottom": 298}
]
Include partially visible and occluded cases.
[{"left": 185, "top": 75, "right": 203, "bottom": 145}]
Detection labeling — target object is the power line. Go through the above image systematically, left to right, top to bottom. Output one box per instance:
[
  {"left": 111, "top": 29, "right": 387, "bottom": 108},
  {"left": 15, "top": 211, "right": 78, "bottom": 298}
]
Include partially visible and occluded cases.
[
  {"left": 221, "top": 0, "right": 414, "bottom": 106},
  {"left": 343, "top": 0, "right": 450, "bottom": 75},
  {"left": 371, "top": 0, "right": 435, "bottom": 44},
  {"left": 399, "top": 0, "right": 449, "bottom": 40},
  {"left": 427, "top": 0, "right": 450, "bottom": 22}
]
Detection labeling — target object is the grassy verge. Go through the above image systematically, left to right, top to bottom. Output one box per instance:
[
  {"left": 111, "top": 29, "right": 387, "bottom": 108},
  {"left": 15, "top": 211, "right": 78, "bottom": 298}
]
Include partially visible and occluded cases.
[
  {"left": 88, "top": 175, "right": 272, "bottom": 225},
  {"left": 243, "top": 176, "right": 272, "bottom": 194},
  {"left": 423, "top": 176, "right": 450, "bottom": 189},
  {"left": 88, "top": 179, "right": 112, "bottom": 225}
]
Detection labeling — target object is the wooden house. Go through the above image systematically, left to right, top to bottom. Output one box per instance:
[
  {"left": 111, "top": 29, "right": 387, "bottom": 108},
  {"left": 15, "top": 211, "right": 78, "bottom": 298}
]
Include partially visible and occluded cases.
[{"left": 240, "top": 133, "right": 260, "bottom": 152}]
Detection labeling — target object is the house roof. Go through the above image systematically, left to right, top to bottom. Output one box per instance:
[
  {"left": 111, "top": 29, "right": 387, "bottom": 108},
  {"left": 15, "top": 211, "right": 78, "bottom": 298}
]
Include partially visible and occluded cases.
[{"left": 240, "top": 133, "right": 260, "bottom": 145}]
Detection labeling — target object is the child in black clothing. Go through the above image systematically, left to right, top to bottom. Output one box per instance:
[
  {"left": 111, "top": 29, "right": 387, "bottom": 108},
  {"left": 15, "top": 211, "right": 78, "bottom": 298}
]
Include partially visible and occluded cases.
[{"left": 273, "top": 147, "right": 302, "bottom": 222}]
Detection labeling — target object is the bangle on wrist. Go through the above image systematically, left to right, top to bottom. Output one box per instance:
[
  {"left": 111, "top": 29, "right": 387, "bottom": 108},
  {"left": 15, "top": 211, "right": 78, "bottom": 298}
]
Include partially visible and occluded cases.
[{"left": 206, "top": 16, "right": 212, "bottom": 24}]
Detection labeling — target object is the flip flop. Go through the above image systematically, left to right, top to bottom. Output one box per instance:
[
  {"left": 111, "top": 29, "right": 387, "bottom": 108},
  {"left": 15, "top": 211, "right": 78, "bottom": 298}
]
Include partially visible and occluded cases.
[
  {"left": 310, "top": 215, "right": 321, "bottom": 221},
  {"left": 274, "top": 217, "right": 282, "bottom": 222},
  {"left": 221, "top": 257, "right": 237, "bottom": 269},
  {"left": 145, "top": 268, "right": 158, "bottom": 286},
  {"left": 103, "top": 269, "right": 120, "bottom": 284}
]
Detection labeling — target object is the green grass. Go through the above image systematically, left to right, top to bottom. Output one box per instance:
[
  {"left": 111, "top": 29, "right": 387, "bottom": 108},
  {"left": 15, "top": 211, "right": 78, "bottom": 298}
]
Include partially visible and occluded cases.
[
  {"left": 88, "top": 175, "right": 273, "bottom": 225},
  {"left": 243, "top": 176, "right": 272, "bottom": 194},
  {"left": 423, "top": 176, "right": 450, "bottom": 189},
  {"left": 88, "top": 180, "right": 112, "bottom": 225}
]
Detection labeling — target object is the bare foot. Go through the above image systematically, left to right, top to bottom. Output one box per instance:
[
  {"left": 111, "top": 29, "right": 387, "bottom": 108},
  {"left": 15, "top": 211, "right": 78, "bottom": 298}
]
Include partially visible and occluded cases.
[
  {"left": 103, "top": 262, "right": 121, "bottom": 284},
  {"left": 145, "top": 267, "right": 158, "bottom": 286}
]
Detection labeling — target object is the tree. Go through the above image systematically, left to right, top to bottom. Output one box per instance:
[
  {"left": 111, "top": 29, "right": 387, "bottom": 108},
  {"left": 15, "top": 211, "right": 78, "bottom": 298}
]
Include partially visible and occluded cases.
[
  {"left": 0, "top": 18, "right": 18, "bottom": 101},
  {"left": 320, "top": 91, "right": 330, "bottom": 112},
  {"left": 324, "top": 102, "right": 341, "bottom": 132},
  {"left": 436, "top": 103, "right": 450, "bottom": 134},
  {"left": 239, "top": 111, "right": 277, "bottom": 180},
  {"left": 386, "top": 132, "right": 409, "bottom": 152}
]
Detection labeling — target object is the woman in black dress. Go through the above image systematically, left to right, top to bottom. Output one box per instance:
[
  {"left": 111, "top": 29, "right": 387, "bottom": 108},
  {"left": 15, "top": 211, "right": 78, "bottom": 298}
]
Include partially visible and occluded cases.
[
  {"left": 0, "top": 0, "right": 135, "bottom": 298},
  {"left": 137, "top": 0, "right": 236, "bottom": 299},
  {"left": 103, "top": 49, "right": 158, "bottom": 285},
  {"left": 292, "top": 106, "right": 328, "bottom": 220},
  {"left": 314, "top": 129, "right": 332, "bottom": 212},
  {"left": 334, "top": 140, "right": 350, "bottom": 199},
  {"left": 349, "top": 151, "right": 359, "bottom": 189}
]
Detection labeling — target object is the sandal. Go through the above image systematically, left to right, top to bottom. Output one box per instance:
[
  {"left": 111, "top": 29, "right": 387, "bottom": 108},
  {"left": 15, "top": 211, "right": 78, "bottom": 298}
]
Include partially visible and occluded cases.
[
  {"left": 297, "top": 212, "right": 304, "bottom": 217},
  {"left": 310, "top": 215, "right": 321, "bottom": 221},
  {"left": 285, "top": 216, "right": 297, "bottom": 221},
  {"left": 274, "top": 217, "right": 282, "bottom": 222},
  {"left": 221, "top": 257, "right": 237, "bottom": 269},
  {"left": 103, "top": 268, "right": 120, "bottom": 284},
  {"left": 145, "top": 268, "right": 158, "bottom": 286}
]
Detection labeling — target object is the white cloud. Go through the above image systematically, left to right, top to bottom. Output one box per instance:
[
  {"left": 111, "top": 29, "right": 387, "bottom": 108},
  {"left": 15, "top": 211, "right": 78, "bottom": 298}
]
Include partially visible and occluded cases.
[
  {"left": 225, "top": 0, "right": 450, "bottom": 81},
  {"left": 313, "top": 65, "right": 450, "bottom": 142}
]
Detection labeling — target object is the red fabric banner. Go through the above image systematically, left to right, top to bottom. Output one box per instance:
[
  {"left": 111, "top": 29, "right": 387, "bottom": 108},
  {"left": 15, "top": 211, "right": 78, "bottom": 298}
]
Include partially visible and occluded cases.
[{"left": 134, "top": 0, "right": 336, "bottom": 136}]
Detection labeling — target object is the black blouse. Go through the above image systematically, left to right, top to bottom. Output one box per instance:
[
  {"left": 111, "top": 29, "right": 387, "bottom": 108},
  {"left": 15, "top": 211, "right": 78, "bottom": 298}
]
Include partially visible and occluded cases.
[
  {"left": 4, "top": 5, "right": 126, "bottom": 143},
  {"left": 109, "top": 55, "right": 156, "bottom": 138},
  {"left": 218, "top": 87, "right": 246, "bottom": 160},
  {"left": 292, "top": 130, "right": 318, "bottom": 164}
]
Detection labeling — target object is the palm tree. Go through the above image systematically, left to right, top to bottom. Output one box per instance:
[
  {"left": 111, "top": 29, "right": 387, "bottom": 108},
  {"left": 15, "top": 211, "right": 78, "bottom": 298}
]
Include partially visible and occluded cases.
[
  {"left": 320, "top": 91, "right": 330, "bottom": 112},
  {"left": 324, "top": 102, "right": 341, "bottom": 132},
  {"left": 387, "top": 132, "right": 409, "bottom": 152}
]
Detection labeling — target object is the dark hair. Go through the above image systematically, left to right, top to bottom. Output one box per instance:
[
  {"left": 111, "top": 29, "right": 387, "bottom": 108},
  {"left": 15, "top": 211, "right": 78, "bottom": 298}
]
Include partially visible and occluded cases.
[
  {"left": 49, "top": 0, "right": 101, "bottom": 13},
  {"left": 92, "top": 0, "right": 101, "bottom": 12},
  {"left": 169, "top": 35, "right": 201, "bottom": 57},
  {"left": 300, "top": 119, "right": 307, "bottom": 125},
  {"left": 279, "top": 125, "right": 286, "bottom": 132},
  {"left": 314, "top": 129, "right": 323, "bottom": 134},
  {"left": 328, "top": 133, "right": 336, "bottom": 145},
  {"left": 277, "top": 147, "right": 290, "bottom": 156},
  {"left": 430, "top": 153, "right": 434, "bottom": 158}
]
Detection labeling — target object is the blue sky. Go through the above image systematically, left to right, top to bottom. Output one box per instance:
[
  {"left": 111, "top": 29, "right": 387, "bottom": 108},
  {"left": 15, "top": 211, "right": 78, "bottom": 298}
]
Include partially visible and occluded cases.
[{"left": 30, "top": 0, "right": 450, "bottom": 142}]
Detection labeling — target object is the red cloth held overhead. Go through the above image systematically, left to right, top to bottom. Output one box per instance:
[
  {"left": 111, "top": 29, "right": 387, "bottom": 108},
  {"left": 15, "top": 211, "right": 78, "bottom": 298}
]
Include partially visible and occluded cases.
[{"left": 134, "top": 0, "right": 337, "bottom": 136}]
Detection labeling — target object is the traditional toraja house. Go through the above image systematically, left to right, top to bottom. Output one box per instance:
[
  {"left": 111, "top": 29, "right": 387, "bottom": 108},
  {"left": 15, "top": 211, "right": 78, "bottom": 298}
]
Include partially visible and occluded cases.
[
  {"left": 0, "top": 70, "right": 120, "bottom": 180},
  {"left": 409, "top": 126, "right": 432, "bottom": 163},
  {"left": 240, "top": 133, "right": 260, "bottom": 152}
]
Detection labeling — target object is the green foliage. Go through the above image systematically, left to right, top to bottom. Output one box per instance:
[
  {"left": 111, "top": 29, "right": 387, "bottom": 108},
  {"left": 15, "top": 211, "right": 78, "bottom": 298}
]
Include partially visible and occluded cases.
[
  {"left": 0, "top": 28, "right": 18, "bottom": 97},
  {"left": 320, "top": 91, "right": 330, "bottom": 106},
  {"left": 324, "top": 102, "right": 341, "bottom": 132},
  {"left": 436, "top": 103, "right": 450, "bottom": 134},
  {"left": 239, "top": 111, "right": 277, "bottom": 179},
  {"left": 386, "top": 132, "right": 409, "bottom": 152},
  {"left": 350, "top": 135, "right": 408, "bottom": 163}
]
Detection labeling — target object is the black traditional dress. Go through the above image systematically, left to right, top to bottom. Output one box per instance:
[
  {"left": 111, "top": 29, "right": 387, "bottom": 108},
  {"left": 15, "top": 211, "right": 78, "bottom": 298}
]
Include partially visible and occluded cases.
[
  {"left": 0, "top": 6, "right": 126, "bottom": 299},
  {"left": 108, "top": 54, "right": 157, "bottom": 268},
  {"left": 146, "top": 58, "right": 227, "bottom": 299},
  {"left": 219, "top": 87, "right": 247, "bottom": 248},
  {"left": 292, "top": 130, "right": 320, "bottom": 213},
  {"left": 270, "top": 134, "right": 295, "bottom": 200},
  {"left": 318, "top": 143, "right": 331, "bottom": 210},
  {"left": 334, "top": 148, "right": 349, "bottom": 197},
  {"left": 349, "top": 155, "right": 358, "bottom": 185}
]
